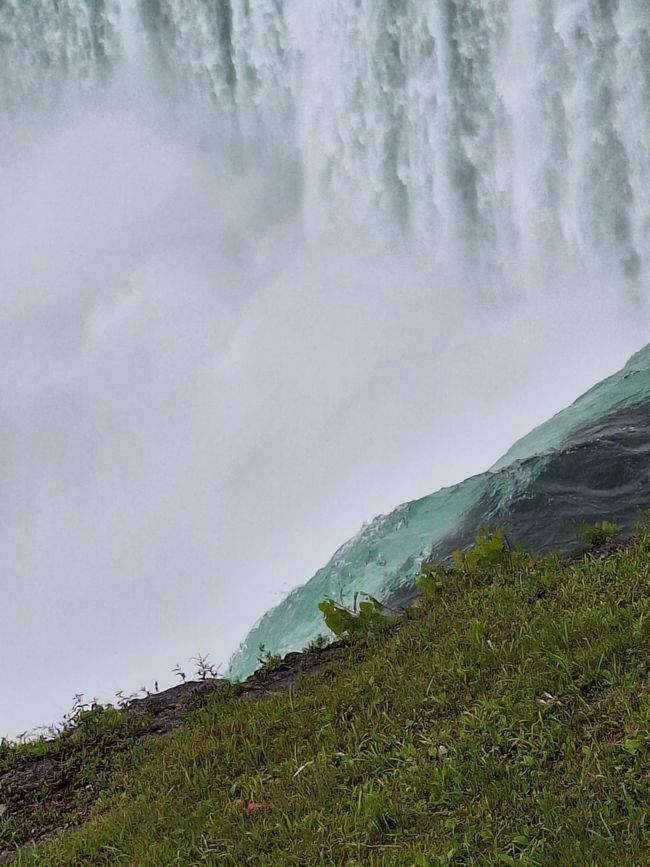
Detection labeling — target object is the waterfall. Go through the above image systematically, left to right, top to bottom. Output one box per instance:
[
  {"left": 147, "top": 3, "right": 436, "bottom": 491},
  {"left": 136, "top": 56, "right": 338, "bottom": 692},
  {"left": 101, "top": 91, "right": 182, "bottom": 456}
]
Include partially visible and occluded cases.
[
  {"left": 0, "top": 0, "right": 122, "bottom": 106},
  {"left": 2, "top": 0, "right": 650, "bottom": 279}
]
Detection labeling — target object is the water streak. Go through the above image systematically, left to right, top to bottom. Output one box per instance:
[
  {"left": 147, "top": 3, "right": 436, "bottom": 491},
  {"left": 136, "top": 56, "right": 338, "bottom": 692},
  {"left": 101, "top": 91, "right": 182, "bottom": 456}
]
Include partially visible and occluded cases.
[{"left": 2, "top": 1, "right": 650, "bottom": 277}]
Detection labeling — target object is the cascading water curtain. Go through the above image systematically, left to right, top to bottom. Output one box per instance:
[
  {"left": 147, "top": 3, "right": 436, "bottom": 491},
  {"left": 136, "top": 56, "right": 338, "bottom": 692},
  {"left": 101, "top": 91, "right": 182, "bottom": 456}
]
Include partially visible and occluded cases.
[{"left": 2, "top": 0, "right": 650, "bottom": 282}]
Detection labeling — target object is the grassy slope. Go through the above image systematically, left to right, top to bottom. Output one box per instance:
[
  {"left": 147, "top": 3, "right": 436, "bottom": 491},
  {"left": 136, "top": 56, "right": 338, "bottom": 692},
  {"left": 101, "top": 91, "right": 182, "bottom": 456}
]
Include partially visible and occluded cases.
[{"left": 7, "top": 535, "right": 650, "bottom": 865}]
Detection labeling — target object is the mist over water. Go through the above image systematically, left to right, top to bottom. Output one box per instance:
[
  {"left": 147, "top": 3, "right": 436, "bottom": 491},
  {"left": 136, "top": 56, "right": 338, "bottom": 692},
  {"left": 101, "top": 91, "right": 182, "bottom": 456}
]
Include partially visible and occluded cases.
[{"left": 2, "top": 1, "right": 650, "bottom": 735}]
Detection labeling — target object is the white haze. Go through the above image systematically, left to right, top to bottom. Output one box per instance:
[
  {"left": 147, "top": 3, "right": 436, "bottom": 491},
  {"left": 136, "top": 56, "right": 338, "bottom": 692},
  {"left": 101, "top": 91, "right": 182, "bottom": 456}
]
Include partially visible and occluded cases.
[{"left": 1, "top": 82, "right": 650, "bottom": 737}]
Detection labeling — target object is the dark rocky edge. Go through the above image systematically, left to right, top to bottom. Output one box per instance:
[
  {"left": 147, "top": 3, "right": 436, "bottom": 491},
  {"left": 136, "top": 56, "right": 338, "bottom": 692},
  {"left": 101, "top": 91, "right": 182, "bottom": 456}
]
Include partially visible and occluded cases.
[{"left": 0, "top": 641, "right": 348, "bottom": 864}]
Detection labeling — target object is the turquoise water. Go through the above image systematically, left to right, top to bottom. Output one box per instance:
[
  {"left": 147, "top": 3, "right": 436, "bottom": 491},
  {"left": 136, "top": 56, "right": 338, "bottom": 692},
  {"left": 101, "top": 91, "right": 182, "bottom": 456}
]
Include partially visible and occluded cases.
[
  {"left": 228, "top": 343, "right": 650, "bottom": 680},
  {"left": 493, "top": 344, "right": 650, "bottom": 470},
  {"left": 228, "top": 474, "right": 486, "bottom": 678}
]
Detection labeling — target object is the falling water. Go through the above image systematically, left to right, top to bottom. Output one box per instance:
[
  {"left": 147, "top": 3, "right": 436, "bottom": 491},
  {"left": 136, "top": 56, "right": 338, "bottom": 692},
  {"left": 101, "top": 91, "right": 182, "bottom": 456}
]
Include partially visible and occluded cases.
[{"left": 2, "top": 0, "right": 650, "bottom": 277}]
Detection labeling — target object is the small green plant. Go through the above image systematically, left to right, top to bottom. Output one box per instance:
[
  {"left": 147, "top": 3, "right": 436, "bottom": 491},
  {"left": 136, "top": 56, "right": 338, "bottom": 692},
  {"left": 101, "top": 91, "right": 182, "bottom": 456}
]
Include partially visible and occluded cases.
[
  {"left": 634, "top": 510, "right": 650, "bottom": 546},
  {"left": 578, "top": 520, "right": 619, "bottom": 548},
  {"left": 453, "top": 527, "right": 514, "bottom": 575},
  {"left": 419, "top": 529, "right": 529, "bottom": 597},
  {"left": 417, "top": 558, "right": 447, "bottom": 598},
  {"left": 318, "top": 592, "right": 388, "bottom": 639},
  {"left": 304, "top": 634, "right": 329, "bottom": 652},
  {"left": 256, "top": 644, "right": 282, "bottom": 673}
]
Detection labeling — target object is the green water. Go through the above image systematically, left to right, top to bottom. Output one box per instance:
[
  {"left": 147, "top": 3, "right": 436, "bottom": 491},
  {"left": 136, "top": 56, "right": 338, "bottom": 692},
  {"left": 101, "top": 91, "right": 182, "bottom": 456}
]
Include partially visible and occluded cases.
[
  {"left": 228, "top": 343, "right": 650, "bottom": 680},
  {"left": 492, "top": 344, "right": 650, "bottom": 469}
]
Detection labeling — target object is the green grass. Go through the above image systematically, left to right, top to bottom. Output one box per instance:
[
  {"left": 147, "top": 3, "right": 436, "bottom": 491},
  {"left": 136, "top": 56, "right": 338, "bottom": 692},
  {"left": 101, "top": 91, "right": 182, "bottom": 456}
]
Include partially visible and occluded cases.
[{"left": 8, "top": 533, "right": 650, "bottom": 865}]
